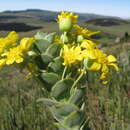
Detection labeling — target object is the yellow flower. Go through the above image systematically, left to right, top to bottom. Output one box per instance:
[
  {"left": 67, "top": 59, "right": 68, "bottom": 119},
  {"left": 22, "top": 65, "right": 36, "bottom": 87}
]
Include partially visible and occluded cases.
[
  {"left": 57, "top": 12, "right": 78, "bottom": 32},
  {"left": 57, "top": 12, "right": 78, "bottom": 24},
  {"left": 73, "top": 24, "right": 100, "bottom": 38},
  {"left": 0, "top": 31, "right": 19, "bottom": 54},
  {"left": 7, "top": 31, "right": 19, "bottom": 43},
  {"left": 19, "top": 37, "right": 35, "bottom": 52},
  {"left": 80, "top": 40, "right": 119, "bottom": 83},
  {"left": 81, "top": 40, "right": 96, "bottom": 49},
  {"left": 81, "top": 40, "right": 97, "bottom": 60},
  {"left": 62, "top": 45, "right": 82, "bottom": 66},
  {"left": 6, "top": 46, "right": 24, "bottom": 65},
  {"left": 82, "top": 49, "right": 96, "bottom": 60},
  {"left": 87, "top": 49, "right": 119, "bottom": 83}
]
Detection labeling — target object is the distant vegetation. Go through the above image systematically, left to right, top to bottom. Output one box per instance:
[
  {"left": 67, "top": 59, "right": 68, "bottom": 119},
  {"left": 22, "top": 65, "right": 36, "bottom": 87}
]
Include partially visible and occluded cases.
[
  {"left": 0, "top": 9, "right": 130, "bottom": 45},
  {"left": 86, "top": 18, "right": 130, "bottom": 26},
  {"left": 0, "top": 23, "right": 42, "bottom": 32}
]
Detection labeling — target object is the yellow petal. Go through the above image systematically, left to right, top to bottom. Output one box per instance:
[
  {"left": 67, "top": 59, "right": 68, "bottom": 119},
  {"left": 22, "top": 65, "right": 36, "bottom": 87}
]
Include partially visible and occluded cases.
[
  {"left": 20, "top": 37, "right": 35, "bottom": 51},
  {"left": 81, "top": 40, "right": 96, "bottom": 49},
  {"left": 63, "top": 45, "right": 69, "bottom": 52},
  {"left": 107, "top": 55, "right": 117, "bottom": 62},
  {"left": 16, "top": 58, "right": 24, "bottom": 63},
  {"left": 6, "top": 59, "right": 14, "bottom": 65},
  {"left": 90, "top": 62, "right": 101, "bottom": 71},
  {"left": 109, "top": 63, "right": 119, "bottom": 71},
  {"left": 102, "top": 64, "right": 109, "bottom": 73},
  {"left": 100, "top": 73, "right": 107, "bottom": 80},
  {"left": 102, "top": 81, "right": 108, "bottom": 85}
]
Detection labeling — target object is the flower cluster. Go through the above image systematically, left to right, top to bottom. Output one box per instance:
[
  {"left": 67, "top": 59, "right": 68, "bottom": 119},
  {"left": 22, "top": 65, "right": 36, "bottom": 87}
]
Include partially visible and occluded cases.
[
  {"left": 0, "top": 12, "right": 119, "bottom": 86},
  {"left": 57, "top": 12, "right": 119, "bottom": 84},
  {"left": 0, "top": 31, "right": 35, "bottom": 68}
]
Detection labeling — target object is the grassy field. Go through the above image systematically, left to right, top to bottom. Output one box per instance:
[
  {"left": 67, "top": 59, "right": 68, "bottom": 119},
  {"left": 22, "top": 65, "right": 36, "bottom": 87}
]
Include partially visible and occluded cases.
[
  {"left": 1, "top": 10, "right": 130, "bottom": 130},
  {"left": 1, "top": 41, "right": 130, "bottom": 130}
]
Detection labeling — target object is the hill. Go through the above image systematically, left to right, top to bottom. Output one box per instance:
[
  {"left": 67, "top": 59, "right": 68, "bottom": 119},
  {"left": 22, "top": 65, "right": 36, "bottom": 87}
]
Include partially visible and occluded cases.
[
  {"left": 0, "top": 9, "right": 119, "bottom": 23},
  {"left": 0, "top": 9, "right": 130, "bottom": 45},
  {"left": 86, "top": 18, "right": 130, "bottom": 26}
]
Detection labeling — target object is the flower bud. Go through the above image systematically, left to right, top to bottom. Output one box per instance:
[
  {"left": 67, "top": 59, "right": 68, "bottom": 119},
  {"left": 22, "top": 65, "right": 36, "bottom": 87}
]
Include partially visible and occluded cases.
[
  {"left": 59, "top": 18, "right": 72, "bottom": 32},
  {"left": 77, "top": 35, "right": 84, "bottom": 43},
  {"left": 27, "top": 51, "right": 37, "bottom": 57}
]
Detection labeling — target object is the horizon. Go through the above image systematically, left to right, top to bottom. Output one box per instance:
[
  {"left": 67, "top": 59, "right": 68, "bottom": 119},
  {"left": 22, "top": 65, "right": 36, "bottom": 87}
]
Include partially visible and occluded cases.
[
  {"left": 0, "top": 0, "right": 130, "bottom": 18},
  {"left": 0, "top": 8, "right": 121, "bottom": 18}
]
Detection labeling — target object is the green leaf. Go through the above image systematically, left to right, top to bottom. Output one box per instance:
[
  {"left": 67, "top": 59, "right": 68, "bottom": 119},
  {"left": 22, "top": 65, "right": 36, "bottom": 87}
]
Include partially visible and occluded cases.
[
  {"left": 35, "top": 32, "right": 48, "bottom": 39},
  {"left": 35, "top": 32, "right": 56, "bottom": 43},
  {"left": 44, "top": 32, "right": 56, "bottom": 43},
  {"left": 34, "top": 39, "right": 51, "bottom": 53},
  {"left": 45, "top": 43, "right": 61, "bottom": 57},
  {"left": 41, "top": 53, "right": 53, "bottom": 64},
  {"left": 34, "top": 55, "right": 47, "bottom": 69},
  {"left": 48, "top": 57, "right": 64, "bottom": 73},
  {"left": 41, "top": 72, "right": 60, "bottom": 85},
  {"left": 51, "top": 78, "right": 74, "bottom": 100},
  {"left": 69, "top": 89, "right": 84, "bottom": 106},
  {"left": 37, "top": 98, "right": 59, "bottom": 106},
  {"left": 51, "top": 103, "right": 78, "bottom": 122},
  {"left": 64, "top": 110, "right": 85, "bottom": 128}
]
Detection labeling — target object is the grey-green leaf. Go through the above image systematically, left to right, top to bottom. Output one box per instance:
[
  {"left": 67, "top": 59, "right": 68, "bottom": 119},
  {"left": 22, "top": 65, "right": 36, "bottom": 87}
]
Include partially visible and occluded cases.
[
  {"left": 35, "top": 32, "right": 48, "bottom": 39},
  {"left": 44, "top": 32, "right": 56, "bottom": 43},
  {"left": 34, "top": 39, "right": 51, "bottom": 53},
  {"left": 45, "top": 43, "right": 61, "bottom": 57},
  {"left": 41, "top": 53, "right": 53, "bottom": 64},
  {"left": 48, "top": 57, "right": 64, "bottom": 73},
  {"left": 41, "top": 72, "right": 60, "bottom": 85},
  {"left": 51, "top": 78, "right": 74, "bottom": 100},
  {"left": 69, "top": 89, "right": 84, "bottom": 106},
  {"left": 37, "top": 98, "right": 59, "bottom": 106},
  {"left": 51, "top": 103, "right": 78, "bottom": 122},
  {"left": 64, "top": 110, "right": 85, "bottom": 128}
]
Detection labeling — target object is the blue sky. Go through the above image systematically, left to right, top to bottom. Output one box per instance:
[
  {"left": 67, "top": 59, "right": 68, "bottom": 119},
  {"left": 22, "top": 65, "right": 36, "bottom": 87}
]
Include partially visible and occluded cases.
[{"left": 0, "top": 0, "right": 130, "bottom": 18}]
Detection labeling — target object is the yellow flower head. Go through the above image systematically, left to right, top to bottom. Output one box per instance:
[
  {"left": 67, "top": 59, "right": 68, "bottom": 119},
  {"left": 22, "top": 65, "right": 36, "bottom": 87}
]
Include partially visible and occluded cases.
[
  {"left": 57, "top": 12, "right": 78, "bottom": 24},
  {"left": 73, "top": 25, "right": 100, "bottom": 38},
  {"left": 0, "top": 31, "right": 19, "bottom": 54},
  {"left": 7, "top": 31, "right": 19, "bottom": 43},
  {"left": 19, "top": 37, "right": 35, "bottom": 52},
  {"left": 80, "top": 40, "right": 97, "bottom": 60},
  {"left": 81, "top": 40, "right": 96, "bottom": 49},
  {"left": 62, "top": 45, "right": 83, "bottom": 66},
  {"left": 6, "top": 46, "right": 24, "bottom": 65},
  {"left": 86, "top": 49, "right": 119, "bottom": 84}
]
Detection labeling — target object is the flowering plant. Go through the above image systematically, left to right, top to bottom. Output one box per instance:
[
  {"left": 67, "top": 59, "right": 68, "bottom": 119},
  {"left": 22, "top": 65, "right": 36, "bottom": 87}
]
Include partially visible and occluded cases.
[{"left": 0, "top": 12, "right": 119, "bottom": 130}]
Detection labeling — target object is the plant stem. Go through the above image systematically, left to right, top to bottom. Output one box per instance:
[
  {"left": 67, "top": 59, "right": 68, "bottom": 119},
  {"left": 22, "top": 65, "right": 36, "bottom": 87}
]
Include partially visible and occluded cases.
[
  {"left": 63, "top": 32, "right": 67, "bottom": 44},
  {"left": 62, "top": 66, "right": 67, "bottom": 80},
  {"left": 70, "top": 70, "right": 85, "bottom": 94}
]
